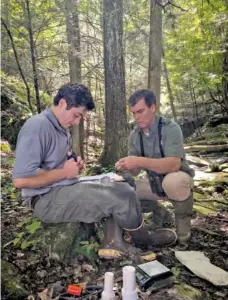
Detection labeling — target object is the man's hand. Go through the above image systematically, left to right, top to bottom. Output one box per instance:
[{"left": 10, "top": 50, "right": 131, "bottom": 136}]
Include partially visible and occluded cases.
[
  {"left": 67, "top": 152, "right": 85, "bottom": 172},
  {"left": 77, "top": 156, "right": 85, "bottom": 171},
  {"left": 115, "top": 156, "right": 140, "bottom": 171},
  {"left": 63, "top": 159, "right": 79, "bottom": 179}
]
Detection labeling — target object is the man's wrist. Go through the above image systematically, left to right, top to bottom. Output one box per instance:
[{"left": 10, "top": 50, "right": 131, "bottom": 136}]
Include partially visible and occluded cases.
[{"left": 137, "top": 157, "right": 148, "bottom": 169}]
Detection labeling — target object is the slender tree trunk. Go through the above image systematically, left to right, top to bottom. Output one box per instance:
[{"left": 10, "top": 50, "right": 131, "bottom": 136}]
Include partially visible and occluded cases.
[
  {"left": 25, "top": 0, "right": 41, "bottom": 113},
  {"left": 65, "top": 0, "right": 83, "bottom": 158},
  {"left": 101, "top": 0, "right": 128, "bottom": 166},
  {"left": 148, "top": 0, "right": 162, "bottom": 110},
  {"left": 223, "top": 0, "right": 228, "bottom": 113},
  {"left": 1, "top": 3, "right": 11, "bottom": 75},
  {"left": 85, "top": 14, "right": 91, "bottom": 161},
  {"left": 1, "top": 18, "right": 34, "bottom": 114},
  {"left": 222, "top": 34, "right": 228, "bottom": 113},
  {"left": 163, "top": 49, "right": 177, "bottom": 121},
  {"left": 189, "top": 82, "right": 201, "bottom": 136},
  {"left": 176, "top": 93, "right": 184, "bottom": 120}
]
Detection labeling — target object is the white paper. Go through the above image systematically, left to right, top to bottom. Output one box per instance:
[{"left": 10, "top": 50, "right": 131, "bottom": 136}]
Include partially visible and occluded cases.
[
  {"left": 77, "top": 172, "right": 124, "bottom": 183},
  {"left": 175, "top": 251, "right": 228, "bottom": 286}
]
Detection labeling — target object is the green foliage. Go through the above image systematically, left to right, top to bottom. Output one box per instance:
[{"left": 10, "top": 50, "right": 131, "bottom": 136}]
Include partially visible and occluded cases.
[
  {"left": 164, "top": 0, "right": 227, "bottom": 111},
  {"left": 0, "top": 142, "right": 11, "bottom": 153},
  {"left": 1, "top": 181, "right": 20, "bottom": 203},
  {"left": 4, "top": 218, "right": 41, "bottom": 250},
  {"left": 74, "top": 241, "right": 99, "bottom": 263},
  {"left": 171, "top": 267, "right": 181, "bottom": 282}
]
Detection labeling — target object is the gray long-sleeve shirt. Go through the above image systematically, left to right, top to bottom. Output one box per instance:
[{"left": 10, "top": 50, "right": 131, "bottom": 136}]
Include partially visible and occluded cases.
[{"left": 13, "top": 108, "right": 78, "bottom": 204}]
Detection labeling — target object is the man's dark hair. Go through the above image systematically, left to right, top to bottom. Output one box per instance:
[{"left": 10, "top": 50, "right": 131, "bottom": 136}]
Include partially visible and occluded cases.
[
  {"left": 54, "top": 83, "right": 95, "bottom": 110},
  {"left": 128, "top": 89, "right": 156, "bottom": 107}
]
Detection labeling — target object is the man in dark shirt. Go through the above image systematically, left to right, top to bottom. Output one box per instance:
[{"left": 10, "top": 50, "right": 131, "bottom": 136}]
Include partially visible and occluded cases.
[{"left": 116, "top": 89, "right": 194, "bottom": 244}]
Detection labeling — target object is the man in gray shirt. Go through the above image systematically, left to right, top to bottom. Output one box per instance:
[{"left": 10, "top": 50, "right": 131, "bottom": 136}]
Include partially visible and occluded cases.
[
  {"left": 13, "top": 83, "right": 177, "bottom": 259},
  {"left": 116, "top": 89, "right": 194, "bottom": 244}
]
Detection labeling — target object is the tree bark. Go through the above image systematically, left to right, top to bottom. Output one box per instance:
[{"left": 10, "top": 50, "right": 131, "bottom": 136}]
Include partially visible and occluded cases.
[
  {"left": 25, "top": 0, "right": 41, "bottom": 114},
  {"left": 65, "top": 0, "right": 83, "bottom": 158},
  {"left": 101, "top": 0, "right": 128, "bottom": 166},
  {"left": 148, "top": 0, "right": 162, "bottom": 110},
  {"left": 1, "top": 18, "right": 34, "bottom": 114},
  {"left": 222, "top": 33, "right": 228, "bottom": 113},
  {"left": 163, "top": 48, "right": 177, "bottom": 121},
  {"left": 190, "top": 81, "right": 201, "bottom": 136},
  {"left": 177, "top": 92, "right": 185, "bottom": 120}
]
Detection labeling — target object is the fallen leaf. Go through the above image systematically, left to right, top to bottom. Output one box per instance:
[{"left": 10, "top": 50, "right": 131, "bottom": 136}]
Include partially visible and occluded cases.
[
  {"left": 81, "top": 263, "right": 95, "bottom": 272},
  {"left": 38, "top": 287, "right": 53, "bottom": 300}
]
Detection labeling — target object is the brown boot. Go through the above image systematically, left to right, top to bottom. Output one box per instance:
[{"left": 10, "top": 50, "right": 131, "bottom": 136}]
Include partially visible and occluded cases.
[
  {"left": 170, "top": 191, "right": 194, "bottom": 244},
  {"left": 141, "top": 200, "right": 172, "bottom": 230},
  {"left": 98, "top": 217, "right": 137, "bottom": 259},
  {"left": 129, "top": 223, "right": 177, "bottom": 249}
]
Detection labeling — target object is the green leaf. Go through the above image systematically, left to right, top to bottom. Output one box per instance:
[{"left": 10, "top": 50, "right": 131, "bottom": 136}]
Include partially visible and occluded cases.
[
  {"left": 10, "top": 192, "right": 17, "bottom": 199},
  {"left": 17, "top": 217, "right": 33, "bottom": 228},
  {"left": 25, "top": 219, "right": 41, "bottom": 234},
  {"left": 13, "top": 232, "right": 25, "bottom": 246},
  {"left": 21, "top": 239, "right": 39, "bottom": 249},
  {"left": 79, "top": 241, "right": 89, "bottom": 245},
  {"left": 171, "top": 267, "right": 181, "bottom": 280}
]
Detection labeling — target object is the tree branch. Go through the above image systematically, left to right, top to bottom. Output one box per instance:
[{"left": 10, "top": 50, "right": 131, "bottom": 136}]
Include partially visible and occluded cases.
[{"left": 158, "top": 0, "right": 188, "bottom": 12}]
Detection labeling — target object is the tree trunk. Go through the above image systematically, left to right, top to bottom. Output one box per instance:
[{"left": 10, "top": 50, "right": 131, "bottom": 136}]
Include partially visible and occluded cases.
[
  {"left": 25, "top": 0, "right": 41, "bottom": 114},
  {"left": 65, "top": 0, "right": 83, "bottom": 158},
  {"left": 100, "top": 0, "right": 128, "bottom": 166},
  {"left": 148, "top": 0, "right": 162, "bottom": 110},
  {"left": 223, "top": 0, "right": 228, "bottom": 113},
  {"left": 1, "top": 18, "right": 34, "bottom": 114},
  {"left": 222, "top": 33, "right": 228, "bottom": 113},
  {"left": 163, "top": 48, "right": 177, "bottom": 121},
  {"left": 189, "top": 82, "right": 201, "bottom": 136},
  {"left": 177, "top": 92, "right": 185, "bottom": 120}
]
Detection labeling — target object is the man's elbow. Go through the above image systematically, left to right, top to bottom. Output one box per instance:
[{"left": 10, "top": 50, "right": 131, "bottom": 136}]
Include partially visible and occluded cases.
[
  {"left": 170, "top": 159, "right": 181, "bottom": 173},
  {"left": 13, "top": 178, "right": 25, "bottom": 189}
]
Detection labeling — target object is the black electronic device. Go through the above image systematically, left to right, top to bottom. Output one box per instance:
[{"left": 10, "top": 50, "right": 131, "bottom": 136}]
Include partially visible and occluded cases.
[{"left": 135, "top": 260, "right": 174, "bottom": 291}]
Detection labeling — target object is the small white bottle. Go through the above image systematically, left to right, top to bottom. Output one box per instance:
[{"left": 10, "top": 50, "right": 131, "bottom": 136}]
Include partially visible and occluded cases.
[
  {"left": 122, "top": 266, "right": 138, "bottom": 300},
  {"left": 101, "top": 271, "right": 115, "bottom": 300}
]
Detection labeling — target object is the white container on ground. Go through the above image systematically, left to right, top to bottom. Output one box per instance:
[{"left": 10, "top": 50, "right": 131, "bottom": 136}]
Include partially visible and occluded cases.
[
  {"left": 122, "top": 266, "right": 138, "bottom": 300},
  {"left": 101, "top": 271, "right": 115, "bottom": 300}
]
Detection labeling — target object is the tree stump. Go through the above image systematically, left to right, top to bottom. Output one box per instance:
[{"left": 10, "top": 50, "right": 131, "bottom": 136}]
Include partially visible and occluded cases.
[{"left": 34, "top": 222, "right": 97, "bottom": 264}]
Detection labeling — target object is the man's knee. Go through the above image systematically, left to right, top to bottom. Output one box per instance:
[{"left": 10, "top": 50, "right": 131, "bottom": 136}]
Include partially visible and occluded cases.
[
  {"left": 162, "top": 171, "right": 194, "bottom": 201},
  {"left": 135, "top": 177, "right": 161, "bottom": 201},
  {"left": 112, "top": 186, "right": 142, "bottom": 230}
]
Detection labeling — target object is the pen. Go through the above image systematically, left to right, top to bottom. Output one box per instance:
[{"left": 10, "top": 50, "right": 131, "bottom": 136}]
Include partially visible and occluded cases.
[{"left": 67, "top": 151, "right": 77, "bottom": 162}]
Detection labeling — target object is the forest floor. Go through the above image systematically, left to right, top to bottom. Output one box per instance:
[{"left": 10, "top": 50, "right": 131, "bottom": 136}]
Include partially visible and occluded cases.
[{"left": 1, "top": 122, "right": 228, "bottom": 300}]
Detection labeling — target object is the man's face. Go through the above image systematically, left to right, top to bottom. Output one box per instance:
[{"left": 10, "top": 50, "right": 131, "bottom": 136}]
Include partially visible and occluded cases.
[
  {"left": 130, "top": 98, "right": 156, "bottom": 130},
  {"left": 57, "top": 99, "right": 86, "bottom": 128}
]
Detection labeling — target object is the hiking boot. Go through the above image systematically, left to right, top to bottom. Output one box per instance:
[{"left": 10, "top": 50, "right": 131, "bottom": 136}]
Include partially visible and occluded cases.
[
  {"left": 170, "top": 191, "right": 194, "bottom": 243},
  {"left": 141, "top": 199, "right": 172, "bottom": 230},
  {"left": 175, "top": 216, "right": 191, "bottom": 244},
  {"left": 98, "top": 217, "right": 139, "bottom": 259},
  {"left": 99, "top": 217, "right": 158, "bottom": 262},
  {"left": 100, "top": 217, "right": 133, "bottom": 252},
  {"left": 128, "top": 224, "right": 177, "bottom": 249}
]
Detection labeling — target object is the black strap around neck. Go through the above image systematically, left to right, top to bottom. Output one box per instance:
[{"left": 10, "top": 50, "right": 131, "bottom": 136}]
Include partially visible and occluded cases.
[
  {"left": 139, "top": 117, "right": 164, "bottom": 158},
  {"left": 158, "top": 117, "right": 165, "bottom": 157}
]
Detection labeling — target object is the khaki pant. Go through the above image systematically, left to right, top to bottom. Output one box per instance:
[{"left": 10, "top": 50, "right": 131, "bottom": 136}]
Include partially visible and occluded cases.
[{"left": 136, "top": 171, "right": 194, "bottom": 202}]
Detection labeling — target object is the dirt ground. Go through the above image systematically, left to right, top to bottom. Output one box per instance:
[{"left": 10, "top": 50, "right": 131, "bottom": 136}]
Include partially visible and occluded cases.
[{"left": 1, "top": 148, "right": 228, "bottom": 300}]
